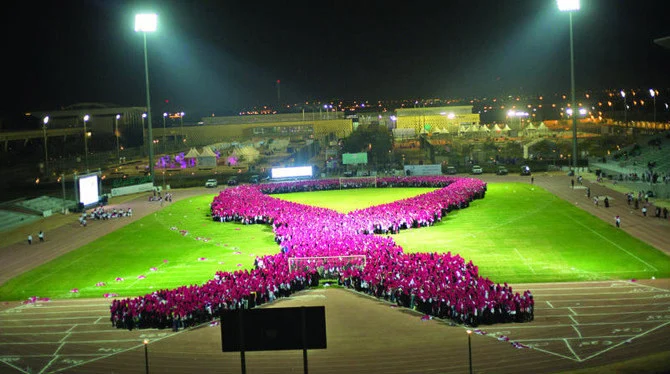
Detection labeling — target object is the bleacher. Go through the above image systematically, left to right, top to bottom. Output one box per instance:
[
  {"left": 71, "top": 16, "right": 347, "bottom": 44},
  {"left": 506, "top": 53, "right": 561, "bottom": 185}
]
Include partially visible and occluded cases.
[
  {"left": 589, "top": 131, "right": 670, "bottom": 198},
  {"left": 15, "top": 196, "right": 77, "bottom": 215},
  {"left": 0, "top": 210, "right": 40, "bottom": 232}
]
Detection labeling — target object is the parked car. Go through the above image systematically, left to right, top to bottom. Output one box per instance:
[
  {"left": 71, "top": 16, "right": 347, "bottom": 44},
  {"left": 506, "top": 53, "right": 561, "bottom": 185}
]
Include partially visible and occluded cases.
[
  {"left": 471, "top": 165, "right": 483, "bottom": 175},
  {"left": 520, "top": 165, "right": 532, "bottom": 176},
  {"left": 445, "top": 166, "right": 458, "bottom": 175},
  {"left": 496, "top": 166, "right": 509, "bottom": 175},
  {"left": 249, "top": 175, "right": 259, "bottom": 184},
  {"left": 227, "top": 177, "right": 239, "bottom": 186},
  {"left": 205, "top": 179, "right": 218, "bottom": 188}
]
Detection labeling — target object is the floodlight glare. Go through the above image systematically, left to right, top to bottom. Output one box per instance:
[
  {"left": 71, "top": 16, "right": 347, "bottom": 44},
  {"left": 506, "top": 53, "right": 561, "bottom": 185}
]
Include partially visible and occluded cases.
[
  {"left": 557, "top": 0, "right": 580, "bottom": 12},
  {"left": 135, "top": 14, "right": 157, "bottom": 32},
  {"left": 649, "top": 89, "right": 655, "bottom": 98},
  {"left": 620, "top": 90, "right": 625, "bottom": 98},
  {"left": 566, "top": 108, "right": 573, "bottom": 115},
  {"left": 579, "top": 108, "right": 587, "bottom": 115},
  {"left": 142, "top": 113, "right": 147, "bottom": 118},
  {"left": 447, "top": 113, "right": 455, "bottom": 119},
  {"left": 83, "top": 114, "right": 90, "bottom": 121},
  {"left": 116, "top": 114, "right": 121, "bottom": 120},
  {"left": 43, "top": 116, "right": 49, "bottom": 125}
]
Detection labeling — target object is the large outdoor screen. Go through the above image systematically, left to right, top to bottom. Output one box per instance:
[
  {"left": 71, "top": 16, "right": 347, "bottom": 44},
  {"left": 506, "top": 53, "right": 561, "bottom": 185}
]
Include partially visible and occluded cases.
[
  {"left": 342, "top": 152, "right": 368, "bottom": 165},
  {"left": 271, "top": 166, "right": 313, "bottom": 179},
  {"left": 78, "top": 174, "right": 100, "bottom": 206}
]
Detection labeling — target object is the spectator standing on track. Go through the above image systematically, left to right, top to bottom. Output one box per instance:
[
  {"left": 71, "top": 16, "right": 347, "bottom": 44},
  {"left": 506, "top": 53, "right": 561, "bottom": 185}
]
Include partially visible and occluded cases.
[
  {"left": 571, "top": 179, "right": 575, "bottom": 189},
  {"left": 604, "top": 197, "right": 610, "bottom": 208},
  {"left": 642, "top": 206, "right": 647, "bottom": 216},
  {"left": 615, "top": 216, "right": 621, "bottom": 228},
  {"left": 38, "top": 230, "right": 44, "bottom": 242},
  {"left": 27, "top": 234, "right": 33, "bottom": 245}
]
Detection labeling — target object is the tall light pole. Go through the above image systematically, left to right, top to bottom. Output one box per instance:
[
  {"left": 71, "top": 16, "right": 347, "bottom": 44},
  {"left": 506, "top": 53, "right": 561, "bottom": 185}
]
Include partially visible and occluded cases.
[
  {"left": 558, "top": 0, "right": 580, "bottom": 174},
  {"left": 135, "top": 13, "right": 157, "bottom": 184},
  {"left": 649, "top": 89, "right": 657, "bottom": 123},
  {"left": 620, "top": 90, "right": 627, "bottom": 124},
  {"left": 162, "top": 112, "right": 168, "bottom": 154},
  {"left": 83, "top": 114, "right": 90, "bottom": 172},
  {"left": 115, "top": 114, "right": 121, "bottom": 162},
  {"left": 42, "top": 116, "right": 49, "bottom": 176}
]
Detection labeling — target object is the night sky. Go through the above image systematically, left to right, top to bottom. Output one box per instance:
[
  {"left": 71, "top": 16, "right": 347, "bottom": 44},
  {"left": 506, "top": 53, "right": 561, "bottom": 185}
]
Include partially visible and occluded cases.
[{"left": 3, "top": 0, "right": 669, "bottom": 118}]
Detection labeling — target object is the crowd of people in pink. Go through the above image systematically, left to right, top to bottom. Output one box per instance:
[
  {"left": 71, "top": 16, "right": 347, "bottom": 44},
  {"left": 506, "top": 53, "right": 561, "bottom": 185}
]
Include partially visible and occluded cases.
[{"left": 110, "top": 176, "right": 534, "bottom": 330}]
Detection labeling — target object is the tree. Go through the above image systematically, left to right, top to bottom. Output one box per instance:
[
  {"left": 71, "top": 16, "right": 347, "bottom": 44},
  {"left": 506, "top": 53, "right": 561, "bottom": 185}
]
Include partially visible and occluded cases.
[{"left": 341, "top": 124, "right": 393, "bottom": 166}]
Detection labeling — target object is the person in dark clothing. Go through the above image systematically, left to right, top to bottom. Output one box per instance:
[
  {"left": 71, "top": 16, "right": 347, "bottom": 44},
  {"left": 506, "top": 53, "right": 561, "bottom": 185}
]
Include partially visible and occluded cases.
[{"left": 604, "top": 197, "right": 609, "bottom": 208}]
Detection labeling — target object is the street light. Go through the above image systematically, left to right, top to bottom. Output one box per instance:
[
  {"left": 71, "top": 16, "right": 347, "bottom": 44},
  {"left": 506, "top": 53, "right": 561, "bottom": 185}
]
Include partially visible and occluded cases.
[
  {"left": 557, "top": 0, "right": 580, "bottom": 174},
  {"left": 135, "top": 13, "right": 157, "bottom": 184},
  {"left": 649, "top": 89, "right": 657, "bottom": 123},
  {"left": 621, "top": 90, "right": 627, "bottom": 123},
  {"left": 141, "top": 112, "right": 147, "bottom": 157},
  {"left": 162, "top": 112, "right": 168, "bottom": 153},
  {"left": 179, "top": 112, "right": 185, "bottom": 146},
  {"left": 83, "top": 114, "right": 90, "bottom": 172},
  {"left": 115, "top": 114, "right": 121, "bottom": 162},
  {"left": 42, "top": 116, "right": 49, "bottom": 177},
  {"left": 466, "top": 329, "right": 473, "bottom": 374},
  {"left": 143, "top": 339, "right": 150, "bottom": 374}
]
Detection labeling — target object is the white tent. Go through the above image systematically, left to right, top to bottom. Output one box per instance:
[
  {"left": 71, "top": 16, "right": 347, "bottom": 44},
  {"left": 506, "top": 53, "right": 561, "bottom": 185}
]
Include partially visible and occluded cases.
[
  {"left": 537, "top": 122, "right": 549, "bottom": 133},
  {"left": 493, "top": 124, "right": 502, "bottom": 133},
  {"left": 502, "top": 124, "right": 512, "bottom": 132},
  {"left": 432, "top": 127, "right": 442, "bottom": 134},
  {"left": 440, "top": 127, "right": 449, "bottom": 134},
  {"left": 184, "top": 147, "right": 200, "bottom": 159},
  {"left": 197, "top": 147, "right": 218, "bottom": 168}
]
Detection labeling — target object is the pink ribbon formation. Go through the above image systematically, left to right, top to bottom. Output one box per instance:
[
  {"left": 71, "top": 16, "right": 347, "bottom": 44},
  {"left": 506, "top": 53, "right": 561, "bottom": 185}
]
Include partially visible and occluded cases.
[{"left": 109, "top": 176, "right": 534, "bottom": 331}]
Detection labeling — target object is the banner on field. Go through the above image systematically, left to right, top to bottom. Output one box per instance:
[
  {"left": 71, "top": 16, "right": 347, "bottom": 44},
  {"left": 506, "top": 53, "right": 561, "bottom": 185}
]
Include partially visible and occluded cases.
[
  {"left": 403, "top": 164, "right": 442, "bottom": 176},
  {"left": 111, "top": 182, "right": 155, "bottom": 197}
]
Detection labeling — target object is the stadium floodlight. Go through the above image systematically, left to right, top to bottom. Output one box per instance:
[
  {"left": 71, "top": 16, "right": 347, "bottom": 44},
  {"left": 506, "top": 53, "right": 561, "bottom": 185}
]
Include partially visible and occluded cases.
[
  {"left": 557, "top": 0, "right": 580, "bottom": 174},
  {"left": 557, "top": 0, "right": 580, "bottom": 11},
  {"left": 135, "top": 13, "right": 157, "bottom": 184},
  {"left": 566, "top": 108, "right": 573, "bottom": 116},
  {"left": 579, "top": 108, "right": 587, "bottom": 116}
]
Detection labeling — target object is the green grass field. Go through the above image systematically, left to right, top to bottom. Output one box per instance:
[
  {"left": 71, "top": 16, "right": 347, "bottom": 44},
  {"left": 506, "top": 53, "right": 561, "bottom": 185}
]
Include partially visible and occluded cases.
[{"left": 0, "top": 183, "right": 668, "bottom": 301}]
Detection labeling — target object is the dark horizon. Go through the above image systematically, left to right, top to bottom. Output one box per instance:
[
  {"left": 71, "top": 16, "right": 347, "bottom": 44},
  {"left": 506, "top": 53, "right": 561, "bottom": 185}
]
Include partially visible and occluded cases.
[{"left": 3, "top": 0, "right": 669, "bottom": 118}]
